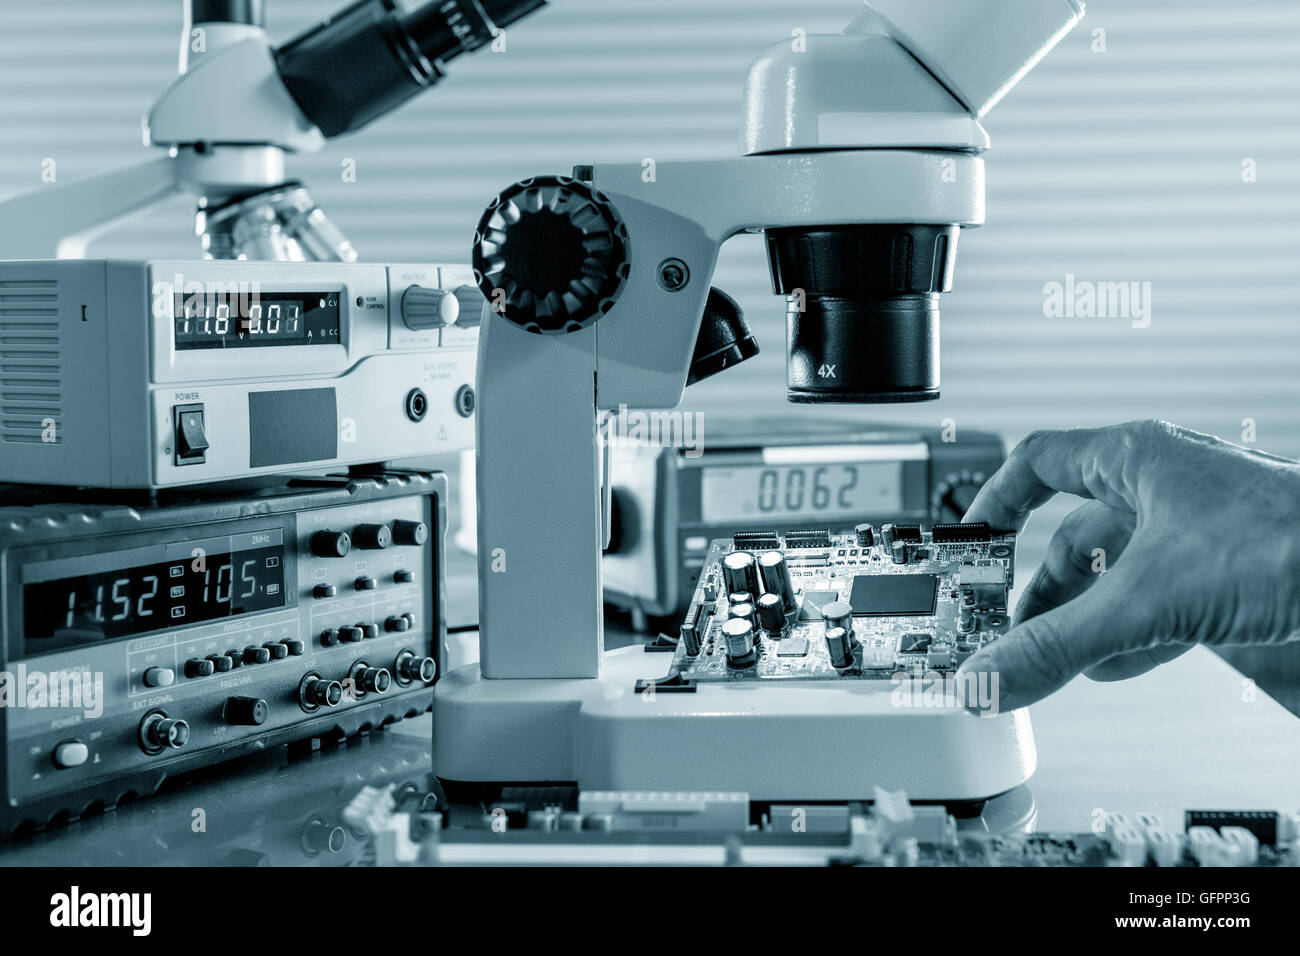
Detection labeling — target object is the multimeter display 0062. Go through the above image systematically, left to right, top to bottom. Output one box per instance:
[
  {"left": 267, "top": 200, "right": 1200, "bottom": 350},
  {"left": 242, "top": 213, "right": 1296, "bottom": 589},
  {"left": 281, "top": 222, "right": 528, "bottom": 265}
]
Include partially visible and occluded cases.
[{"left": 699, "top": 463, "right": 904, "bottom": 524}]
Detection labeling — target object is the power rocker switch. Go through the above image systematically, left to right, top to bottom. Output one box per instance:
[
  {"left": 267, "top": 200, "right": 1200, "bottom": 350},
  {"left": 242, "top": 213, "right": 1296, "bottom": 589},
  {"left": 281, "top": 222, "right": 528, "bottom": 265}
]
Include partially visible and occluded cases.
[{"left": 174, "top": 403, "right": 209, "bottom": 466}]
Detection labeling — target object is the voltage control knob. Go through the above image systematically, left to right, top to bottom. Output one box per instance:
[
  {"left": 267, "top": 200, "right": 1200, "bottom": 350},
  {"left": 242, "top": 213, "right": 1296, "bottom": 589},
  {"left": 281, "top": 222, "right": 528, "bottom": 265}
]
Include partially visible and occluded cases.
[{"left": 400, "top": 285, "right": 459, "bottom": 331}]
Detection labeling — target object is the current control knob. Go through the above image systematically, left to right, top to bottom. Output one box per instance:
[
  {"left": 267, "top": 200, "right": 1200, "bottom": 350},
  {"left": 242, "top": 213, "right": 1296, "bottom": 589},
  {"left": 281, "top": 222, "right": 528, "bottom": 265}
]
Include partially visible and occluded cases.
[
  {"left": 401, "top": 285, "right": 459, "bottom": 331},
  {"left": 452, "top": 285, "right": 486, "bottom": 327}
]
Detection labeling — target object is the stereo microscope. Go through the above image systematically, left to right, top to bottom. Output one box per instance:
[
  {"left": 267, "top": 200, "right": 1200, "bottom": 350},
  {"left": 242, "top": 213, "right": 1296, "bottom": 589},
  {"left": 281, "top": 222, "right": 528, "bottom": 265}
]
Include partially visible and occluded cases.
[
  {"left": 0, "top": 0, "right": 545, "bottom": 260},
  {"left": 434, "top": 0, "right": 1086, "bottom": 802}
]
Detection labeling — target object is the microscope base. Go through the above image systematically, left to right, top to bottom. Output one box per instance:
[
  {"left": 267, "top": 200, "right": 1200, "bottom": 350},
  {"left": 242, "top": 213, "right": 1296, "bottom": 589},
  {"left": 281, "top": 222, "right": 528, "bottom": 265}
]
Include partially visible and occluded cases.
[{"left": 433, "top": 646, "right": 1035, "bottom": 802}]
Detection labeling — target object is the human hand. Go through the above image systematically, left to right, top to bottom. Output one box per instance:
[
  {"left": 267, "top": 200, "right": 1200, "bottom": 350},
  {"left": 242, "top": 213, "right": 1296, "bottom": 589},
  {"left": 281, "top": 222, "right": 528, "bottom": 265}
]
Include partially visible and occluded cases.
[{"left": 957, "top": 420, "right": 1300, "bottom": 711}]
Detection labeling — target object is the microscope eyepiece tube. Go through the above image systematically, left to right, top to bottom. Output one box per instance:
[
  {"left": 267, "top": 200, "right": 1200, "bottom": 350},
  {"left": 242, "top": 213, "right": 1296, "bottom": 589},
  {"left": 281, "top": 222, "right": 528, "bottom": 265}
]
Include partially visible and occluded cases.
[
  {"left": 188, "top": 0, "right": 265, "bottom": 25},
  {"left": 275, "top": 0, "right": 546, "bottom": 138}
]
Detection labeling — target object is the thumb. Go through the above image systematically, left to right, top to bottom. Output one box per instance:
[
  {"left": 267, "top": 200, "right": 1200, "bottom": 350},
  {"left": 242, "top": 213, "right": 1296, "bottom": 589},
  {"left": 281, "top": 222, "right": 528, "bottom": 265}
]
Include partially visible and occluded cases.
[{"left": 957, "top": 569, "right": 1157, "bottom": 712}]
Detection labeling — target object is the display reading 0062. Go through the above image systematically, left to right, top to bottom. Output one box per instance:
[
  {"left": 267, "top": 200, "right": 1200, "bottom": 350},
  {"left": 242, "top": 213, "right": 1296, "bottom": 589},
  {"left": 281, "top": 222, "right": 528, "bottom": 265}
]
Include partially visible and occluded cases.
[
  {"left": 173, "top": 291, "right": 341, "bottom": 350},
  {"left": 700, "top": 463, "right": 904, "bottom": 523}
]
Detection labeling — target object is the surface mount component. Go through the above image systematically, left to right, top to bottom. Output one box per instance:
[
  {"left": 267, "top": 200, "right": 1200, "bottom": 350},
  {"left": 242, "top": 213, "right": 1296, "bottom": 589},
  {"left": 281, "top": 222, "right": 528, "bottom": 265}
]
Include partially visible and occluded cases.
[{"left": 664, "top": 524, "right": 1012, "bottom": 685}]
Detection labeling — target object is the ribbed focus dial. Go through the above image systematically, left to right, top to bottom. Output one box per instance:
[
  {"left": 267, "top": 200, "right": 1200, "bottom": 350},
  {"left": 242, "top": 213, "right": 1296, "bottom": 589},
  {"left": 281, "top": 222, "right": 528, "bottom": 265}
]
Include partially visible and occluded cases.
[{"left": 472, "top": 175, "right": 630, "bottom": 334}]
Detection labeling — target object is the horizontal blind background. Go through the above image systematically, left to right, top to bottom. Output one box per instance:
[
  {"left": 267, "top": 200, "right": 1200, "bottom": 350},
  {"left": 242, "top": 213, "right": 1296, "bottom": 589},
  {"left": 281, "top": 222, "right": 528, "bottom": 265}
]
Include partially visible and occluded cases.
[{"left": 2, "top": 0, "right": 1298, "bottom": 569}]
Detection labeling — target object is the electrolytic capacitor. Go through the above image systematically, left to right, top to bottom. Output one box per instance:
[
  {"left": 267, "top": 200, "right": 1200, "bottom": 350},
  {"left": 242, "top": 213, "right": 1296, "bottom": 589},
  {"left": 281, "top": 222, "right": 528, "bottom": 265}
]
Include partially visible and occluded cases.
[
  {"left": 855, "top": 523, "right": 875, "bottom": 548},
  {"left": 879, "top": 523, "right": 896, "bottom": 550},
  {"left": 891, "top": 540, "right": 909, "bottom": 564},
  {"left": 722, "top": 551, "right": 761, "bottom": 602},
  {"left": 757, "top": 551, "right": 798, "bottom": 614},
  {"left": 728, "top": 591, "right": 753, "bottom": 607},
  {"left": 756, "top": 592, "right": 786, "bottom": 636},
  {"left": 821, "top": 600, "right": 854, "bottom": 638},
  {"left": 680, "top": 602, "right": 709, "bottom": 656},
  {"left": 729, "top": 602, "right": 755, "bottom": 626},
  {"left": 721, "top": 617, "right": 757, "bottom": 669},
  {"left": 825, "top": 626, "right": 855, "bottom": 669}
]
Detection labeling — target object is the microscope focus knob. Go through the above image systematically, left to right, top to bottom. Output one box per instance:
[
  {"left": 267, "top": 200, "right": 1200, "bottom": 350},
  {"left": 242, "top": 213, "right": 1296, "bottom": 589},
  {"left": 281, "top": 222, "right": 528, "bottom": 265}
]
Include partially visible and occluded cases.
[
  {"left": 472, "top": 175, "right": 630, "bottom": 334},
  {"left": 401, "top": 285, "right": 459, "bottom": 331},
  {"left": 687, "top": 288, "right": 759, "bottom": 385}
]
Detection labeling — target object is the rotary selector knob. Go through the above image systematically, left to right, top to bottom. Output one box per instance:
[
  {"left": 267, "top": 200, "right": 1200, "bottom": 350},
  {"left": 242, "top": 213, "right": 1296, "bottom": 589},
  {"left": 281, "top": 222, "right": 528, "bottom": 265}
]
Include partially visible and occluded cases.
[
  {"left": 472, "top": 175, "right": 630, "bottom": 334},
  {"left": 401, "top": 285, "right": 459, "bottom": 331},
  {"left": 452, "top": 285, "right": 486, "bottom": 327}
]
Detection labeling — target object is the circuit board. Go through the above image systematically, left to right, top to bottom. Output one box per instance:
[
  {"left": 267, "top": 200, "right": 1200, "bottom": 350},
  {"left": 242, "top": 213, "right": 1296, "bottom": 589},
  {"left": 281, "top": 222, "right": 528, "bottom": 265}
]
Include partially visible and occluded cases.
[{"left": 665, "top": 523, "right": 1015, "bottom": 683}]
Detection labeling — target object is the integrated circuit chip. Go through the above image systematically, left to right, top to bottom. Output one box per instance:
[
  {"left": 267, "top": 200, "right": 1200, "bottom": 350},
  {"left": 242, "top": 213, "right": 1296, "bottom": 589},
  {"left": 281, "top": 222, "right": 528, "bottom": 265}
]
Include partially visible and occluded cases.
[{"left": 849, "top": 573, "right": 938, "bottom": 617}]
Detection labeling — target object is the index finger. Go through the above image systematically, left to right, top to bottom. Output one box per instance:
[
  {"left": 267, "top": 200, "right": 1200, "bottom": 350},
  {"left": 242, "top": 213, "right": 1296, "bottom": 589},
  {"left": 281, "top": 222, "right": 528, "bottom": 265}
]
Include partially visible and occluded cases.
[{"left": 963, "top": 424, "right": 1143, "bottom": 532}]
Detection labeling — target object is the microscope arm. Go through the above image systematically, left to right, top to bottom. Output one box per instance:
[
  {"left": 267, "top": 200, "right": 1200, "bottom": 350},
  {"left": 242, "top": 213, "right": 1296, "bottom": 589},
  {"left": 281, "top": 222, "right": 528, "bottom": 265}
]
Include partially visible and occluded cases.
[
  {"left": 475, "top": 150, "right": 983, "bottom": 679},
  {"left": 0, "top": 159, "right": 181, "bottom": 260}
]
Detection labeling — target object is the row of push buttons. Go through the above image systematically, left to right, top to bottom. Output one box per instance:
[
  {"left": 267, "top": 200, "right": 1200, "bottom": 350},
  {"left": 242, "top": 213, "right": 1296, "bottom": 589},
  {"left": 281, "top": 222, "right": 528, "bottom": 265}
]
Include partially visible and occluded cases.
[
  {"left": 312, "top": 569, "right": 416, "bottom": 599},
  {"left": 320, "top": 612, "right": 415, "bottom": 647},
  {"left": 141, "top": 638, "right": 306, "bottom": 687}
]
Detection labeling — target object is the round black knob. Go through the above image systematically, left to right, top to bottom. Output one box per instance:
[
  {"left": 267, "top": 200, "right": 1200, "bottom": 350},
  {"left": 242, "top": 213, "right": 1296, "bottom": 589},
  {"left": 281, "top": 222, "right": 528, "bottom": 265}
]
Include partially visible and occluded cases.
[
  {"left": 472, "top": 175, "right": 630, "bottom": 334},
  {"left": 391, "top": 520, "right": 428, "bottom": 546},
  {"left": 352, "top": 523, "right": 391, "bottom": 550},
  {"left": 311, "top": 530, "right": 351, "bottom": 558},
  {"left": 354, "top": 575, "right": 377, "bottom": 591},
  {"left": 313, "top": 583, "right": 337, "bottom": 599},
  {"left": 385, "top": 614, "right": 411, "bottom": 633},
  {"left": 359, "top": 623, "right": 380, "bottom": 640},
  {"left": 338, "top": 625, "right": 364, "bottom": 643},
  {"left": 320, "top": 628, "right": 340, "bottom": 647},
  {"left": 283, "top": 638, "right": 305, "bottom": 656},
  {"left": 263, "top": 641, "right": 289, "bottom": 660},
  {"left": 243, "top": 645, "right": 271, "bottom": 665},
  {"left": 224, "top": 649, "right": 243, "bottom": 669},
  {"left": 207, "top": 654, "right": 234, "bottom": 673},
  {"left": 355, "top": 666, "right": 391, "bottom": 694},
  {"left": 224, "top": 696, "right": 269, "bottom": 726},
  {"left": 140, "top": 713, "right": 189, "bottom": 752}
]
